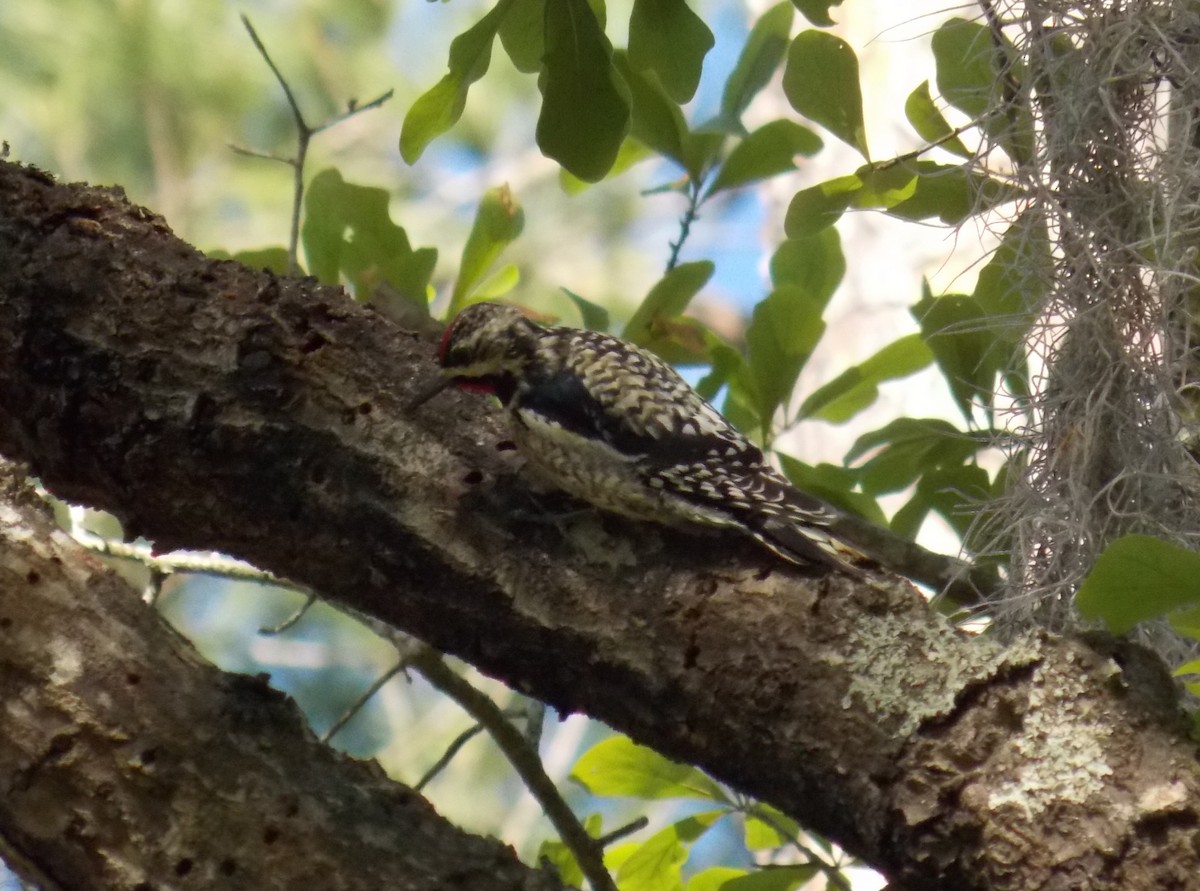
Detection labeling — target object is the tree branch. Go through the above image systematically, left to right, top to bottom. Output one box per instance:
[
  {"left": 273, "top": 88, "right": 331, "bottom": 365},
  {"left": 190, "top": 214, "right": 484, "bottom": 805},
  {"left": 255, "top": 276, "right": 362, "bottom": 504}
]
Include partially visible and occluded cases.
[
  {"left": 1, "top": 160, "right": 1198, "bottom": 889},
  {"left": 0, "top": 460, "right": 560, "bottom": 891},
  {"left": 412, "top": 649, "right": 617, "bottom": 891}
]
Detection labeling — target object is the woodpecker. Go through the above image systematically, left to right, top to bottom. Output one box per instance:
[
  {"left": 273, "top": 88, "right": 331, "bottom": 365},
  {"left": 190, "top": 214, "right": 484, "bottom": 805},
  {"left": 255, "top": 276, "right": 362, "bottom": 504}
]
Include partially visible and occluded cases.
[{"left": 411, "top": 302, "right": 870, "bottom": 578}]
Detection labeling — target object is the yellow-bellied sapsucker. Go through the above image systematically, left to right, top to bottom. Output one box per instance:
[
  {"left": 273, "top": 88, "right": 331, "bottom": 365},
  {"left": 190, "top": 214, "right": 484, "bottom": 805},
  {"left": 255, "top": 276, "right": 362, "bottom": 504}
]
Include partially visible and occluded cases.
[{"left": 412, "top": 302, "right": 869, "bottom": 578}]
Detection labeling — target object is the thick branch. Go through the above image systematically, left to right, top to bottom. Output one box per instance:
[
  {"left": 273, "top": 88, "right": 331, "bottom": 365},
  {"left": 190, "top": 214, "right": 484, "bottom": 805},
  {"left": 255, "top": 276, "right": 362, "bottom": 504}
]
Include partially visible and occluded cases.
[
  {"left": 1, "top": 160, "right": 1198, "bottom": 889},
  {"left": 0, "top": 461, "right": 560, "bottom": 891}
]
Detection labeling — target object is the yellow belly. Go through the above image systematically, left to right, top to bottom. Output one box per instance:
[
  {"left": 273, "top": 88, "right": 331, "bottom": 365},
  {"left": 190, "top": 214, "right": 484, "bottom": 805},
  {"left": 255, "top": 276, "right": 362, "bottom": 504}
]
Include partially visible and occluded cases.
[{"left": 511, "top": 410, "right": 734, "bottom": 529}]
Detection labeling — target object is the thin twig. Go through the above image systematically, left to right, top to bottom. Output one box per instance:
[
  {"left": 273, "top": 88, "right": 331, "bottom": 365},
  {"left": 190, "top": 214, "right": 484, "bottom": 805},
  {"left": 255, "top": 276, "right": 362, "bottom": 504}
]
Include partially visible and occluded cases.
[
  {"left": 240, "top": 14, "right": 308, "bottom": 274},
  {"left": 238, "top": 15, "right": 392, "bottom": 275},
  {"left": 311, "top": 90, "right": 395, "bottom": 136},
  {"left": 877, "top": 116, "right": 983, "bottom": 169},
  {"left": 227, "top": 144, "right": 294, "bottom": 166},
  {"left": 665, "top": 177, "right": 703, "bottom": 273},
  {"left": 827, "top": 512, "right": 998, "bottom": 606},
  {"left": 72, "top": 530, "right": 284, "bottom": 586},
  {"left": 259, "top": 590, "right": 319, "bottom": 635},
  {"left": 412, "top": 647, "right": 618, "bottom": 891},
  {"left": 323, "top": 659, "right": 412, "bottom": 743},
  {"left": 523, "top": 698, "right": 547, "bottom": 751},
  {"left": 414, "top": 706, "right": 527, "bottom": 792},
  {"left": 415, "top": 722, "right": 487, "bottom": 791},
  {"left": 743, "top": 802, "right": 851, "bottom": 891},
  {"left": 595, "top": 817, "right": 649, "bottom": 848}
]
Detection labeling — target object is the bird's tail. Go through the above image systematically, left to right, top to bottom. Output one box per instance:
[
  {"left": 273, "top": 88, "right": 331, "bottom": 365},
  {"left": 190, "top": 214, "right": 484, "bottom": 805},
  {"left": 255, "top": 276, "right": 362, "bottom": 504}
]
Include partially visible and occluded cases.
[{"left": 751, "top": 514, "right": 872, "bottom": 580}]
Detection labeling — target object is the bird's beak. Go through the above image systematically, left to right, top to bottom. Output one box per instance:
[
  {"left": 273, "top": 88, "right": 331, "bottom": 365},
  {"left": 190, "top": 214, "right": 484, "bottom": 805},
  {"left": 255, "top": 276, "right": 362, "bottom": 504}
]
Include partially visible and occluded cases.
[{"left": 406, "top": 374, "right": 452, "bottom": 412}]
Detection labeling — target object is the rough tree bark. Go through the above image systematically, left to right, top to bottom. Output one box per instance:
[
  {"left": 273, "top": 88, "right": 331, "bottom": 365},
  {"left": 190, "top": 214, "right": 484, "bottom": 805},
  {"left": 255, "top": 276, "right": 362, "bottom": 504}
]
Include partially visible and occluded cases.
[
  {"left": 0, "top": 159, "right": 1198, "bottom": 890},
  {"left": 0, "top": 462, "right": 562, "bottom": 891}
]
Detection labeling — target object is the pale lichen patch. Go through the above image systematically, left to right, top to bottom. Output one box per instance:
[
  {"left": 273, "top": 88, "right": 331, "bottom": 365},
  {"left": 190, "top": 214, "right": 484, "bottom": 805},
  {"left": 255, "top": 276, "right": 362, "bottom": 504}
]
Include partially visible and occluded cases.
[
  {"left": 840, "top": 614, "right": 1042, "bottom": 738},
  {"left": 48, "top": 636, "right": 83, "bottom": 685},
  {"left": 987, "top": 662, "right": 1113, "bottom": 820}
]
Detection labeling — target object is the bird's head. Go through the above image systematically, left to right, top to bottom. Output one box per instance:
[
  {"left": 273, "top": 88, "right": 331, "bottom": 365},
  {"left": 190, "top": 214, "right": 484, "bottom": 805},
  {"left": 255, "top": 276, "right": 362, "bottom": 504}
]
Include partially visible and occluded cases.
[{"left": 409, "top": 302, "right": 540, "bottom": 409}]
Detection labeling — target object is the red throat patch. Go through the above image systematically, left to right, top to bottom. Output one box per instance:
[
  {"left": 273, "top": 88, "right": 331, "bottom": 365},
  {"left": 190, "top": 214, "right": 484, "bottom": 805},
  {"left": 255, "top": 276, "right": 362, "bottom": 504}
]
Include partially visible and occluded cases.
[
  {"left": 436, "top": 320, "right": 457, "bottom": 362},
  {"left": 456, "top": 379, "right": 495, "bottom": 395}
]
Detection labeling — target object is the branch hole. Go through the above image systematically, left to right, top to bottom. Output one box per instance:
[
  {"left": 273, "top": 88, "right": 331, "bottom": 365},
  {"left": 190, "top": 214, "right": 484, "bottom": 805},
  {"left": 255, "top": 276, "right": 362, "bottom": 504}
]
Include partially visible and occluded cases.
[{"left": 300, "top": 332, "right": 328, "bottom": 354}]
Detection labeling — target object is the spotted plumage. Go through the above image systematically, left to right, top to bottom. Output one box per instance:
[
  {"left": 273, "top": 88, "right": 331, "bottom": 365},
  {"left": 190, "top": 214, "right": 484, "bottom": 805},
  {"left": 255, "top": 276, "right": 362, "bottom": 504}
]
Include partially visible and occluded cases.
[{"left": 421, "top": 301, "right": 869, "bottom": 577}]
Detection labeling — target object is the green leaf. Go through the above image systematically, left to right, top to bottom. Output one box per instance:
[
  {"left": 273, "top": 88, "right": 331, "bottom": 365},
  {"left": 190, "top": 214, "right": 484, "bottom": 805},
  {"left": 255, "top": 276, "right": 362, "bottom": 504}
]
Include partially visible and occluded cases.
[
  {"left": 400, "top": 0, "right": 514, "bottom": 163},
  {"left": 497, "top": 0, "right": 545, "bottom": 73},
  {"left": 538, "top": 0, "right": 631, "bottom": 181},
  {"left": 628, "top": 0, "right": 714, "bottom": 103},
  {"left": 791, "top": 0, "right": 844, "bottom": 27},
  {"left": 715, "top": 2, "right": 793, "bottom": 132},
  {"left": 932, "top": 17, "right": 1033, "bottom": 164},
  {"left": 932, "top": 18, "right": 995, "bottom": 119},
  {"left": 783, "top": 31, "right": 868, "bottom": 158},
  {"left": 613, "top": 51, "right": 689, "bottom": 169},
  {"left": 905, "top": 80, "right": 971, "bottom": 158},
  {"left": 708, "top": 120, "right": 823, "bottom": 195},
  {"left": 682, "top": 131, "right": 728, "bottom": 181},
  {"left": 560, "top": 139, "right": 653, "bottom": 193},
  {"left": 885, "top": 161, "right": 1022, "bottom": 225},
  {"left": 853, "top": 163, "right": 918, "bottom": 209},
  {"left": 301, "top": 168, "right": 437, "bottom": 306},
  {"left": 784, "top": 173, "right": 861, "bottom": 236},
  {"left": 449, "top": 184, "right": 525, "bottom": 313},
  {"left": 972, "top": 209, "right": 1049, "bottom": 336},
  {"left": 769, "top": 229, "right": 845, "bottom": 309},
  {"left": 214, "top": 246, "right": 290, "bottom": 275},
  {"left": 623, "top": 261, "right": 714, "bottom": 346},
  {"left": 473, "top": 263, "right": 520, "bottom": 300},
  {"left": 744, "top": 286, "right": 826, "bottom": 434},
  {"left": 912, "top": 286, "right": 1004, "bottom": 420},
  {"left": 563, "top": 288, "right": 611, "bottom": 331},
  {"left": 797, "top": 334, "right": 933, "bottom": 423},
  {"left": 696, "top": 342, "right": 747, "bottom": 401},
  {"left": 720, "top": 383, "right": 764, "bottom": 445},
  {"left": 846, "top": 418, "right": 989, "bottom": 496},
  {"left": 777, "top": 455, "right": 886, "bottom": 524},
  {"left": 890, "top": 463, "right": 991, "bottom": 540},
  {"left": 1077, "top": 535, "right": 1200, "bottom": 634},
  {"left": 1169, "top": 604, "right": 1200, "bottom": 639},
  {"left": 572, "top": 735, "right": 729, "bottom": 802},
  {"left": 743, "top": 807, "right": 801, "bottom": 850},
  {"left": 537, "top": 812, "right": 603, "bottom": 888},
  {"left": 614, "top": 813, "right": 723, "bottom": 891},
  {"left": 721, "top": 865, "right": 822, "bottom": 891},
  {"left": 687, "top": 867, "right": 748, "bottom": 891}
]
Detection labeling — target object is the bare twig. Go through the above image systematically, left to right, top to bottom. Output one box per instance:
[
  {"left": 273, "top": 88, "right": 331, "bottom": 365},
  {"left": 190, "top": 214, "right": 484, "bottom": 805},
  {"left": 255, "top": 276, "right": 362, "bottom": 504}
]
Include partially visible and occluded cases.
[
  {"left": 238, "top": 15, "right": 393, "bottom": 274},
  {"left": 665, "top": 177, "right": 703, "bottom": 273},
  {"left": 827, "top": 512, "right": 998, "bottom": 607},
  {"left": 71, "top": 529, "right": 285, "bottom": 586},
  {"left": 259, "top": 589, "right": 319, "bottom": 635},
  {"left": 411, "top": 647, "right": 617, "bottom": 891},
  {"left": 323, "top": 659, "right": 412, "bottom": 744},
  {"left": 523, "top": 698, "right": 547, "bottom": 751},
  {"left": 414, "top": 707, "right": 528, "bottom": 792},
  {"left": 415, "top": 722, "right": 487, "bottom": 791},
  {"left": 743, "top": 802, "right": 851, "bottom": 891},
  {"left": 595, "top": 817, "right": 649, "bottom": 848}
]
